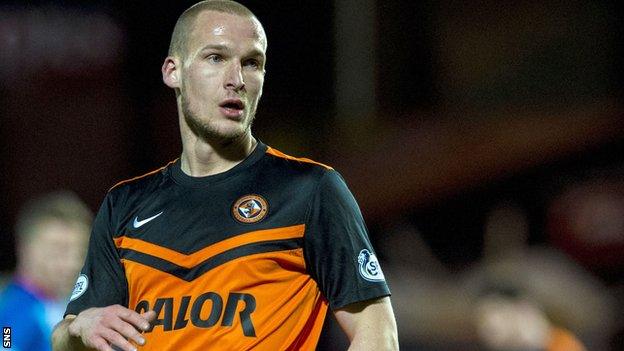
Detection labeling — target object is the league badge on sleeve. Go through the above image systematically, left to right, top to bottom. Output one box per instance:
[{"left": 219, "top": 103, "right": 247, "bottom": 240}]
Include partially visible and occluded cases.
[
  {"left": 357, "top": 249, "right": 386, "bottom": 282},
  {"left": 70, "top": 274, "right": 89, "bottom": 301}
]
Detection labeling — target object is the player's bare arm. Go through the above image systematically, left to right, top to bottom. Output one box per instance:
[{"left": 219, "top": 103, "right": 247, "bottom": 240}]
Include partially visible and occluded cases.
[
  {"left": 334, "top": 296, "right": 399, "bottom": 350},
  {"left": 52, "top": 306, "right": 156, "bottom": 351}
]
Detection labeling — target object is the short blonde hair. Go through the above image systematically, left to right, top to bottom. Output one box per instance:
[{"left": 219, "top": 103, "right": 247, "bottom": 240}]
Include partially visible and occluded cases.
[{"left": 16, "top": 191, "right": 92, "bottom": 244}]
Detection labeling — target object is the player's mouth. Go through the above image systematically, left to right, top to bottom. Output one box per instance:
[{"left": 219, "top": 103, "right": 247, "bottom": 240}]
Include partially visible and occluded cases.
[{"left": 219, "top": 99, "right": 245, "bottom": 118}]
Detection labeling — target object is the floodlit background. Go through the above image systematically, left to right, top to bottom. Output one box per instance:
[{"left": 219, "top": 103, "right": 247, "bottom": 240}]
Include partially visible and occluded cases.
[{"left": 0, "top": 1, "right": 622, "bottom": 350}]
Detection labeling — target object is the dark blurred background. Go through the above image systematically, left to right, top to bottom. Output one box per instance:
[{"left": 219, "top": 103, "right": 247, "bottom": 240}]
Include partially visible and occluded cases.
[{"left": 1, "top": 0, "right": 623, "bottom": 350}]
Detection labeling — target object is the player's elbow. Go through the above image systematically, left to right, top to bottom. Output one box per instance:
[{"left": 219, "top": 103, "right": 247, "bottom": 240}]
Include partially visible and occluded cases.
[
  {"left": 347, "top": 315, "right": 399, "bottom": 351},
  {"left": 370, "top": 319, "right": 399, "bottom": 350},
  {"left": 384, "top": 326, "right": 400, "bottom": 351},
  {"left": 349, "top": 327, "right": 399, "bottom": 351}
]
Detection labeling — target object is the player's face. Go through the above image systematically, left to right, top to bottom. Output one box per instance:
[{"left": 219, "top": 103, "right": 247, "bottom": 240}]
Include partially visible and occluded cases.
[{"left": 179, "top": 11, "right": 266, "bottom": 142}]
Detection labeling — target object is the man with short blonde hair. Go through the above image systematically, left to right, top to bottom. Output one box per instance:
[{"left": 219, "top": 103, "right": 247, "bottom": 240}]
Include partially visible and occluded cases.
[{"left": 53, "top": 1, "right": 398, "bottom": 350}]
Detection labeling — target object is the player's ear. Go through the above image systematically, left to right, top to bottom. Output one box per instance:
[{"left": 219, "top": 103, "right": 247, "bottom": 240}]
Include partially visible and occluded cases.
[{"left": 162, "top": 56, "right": 181, "bottom": 89}]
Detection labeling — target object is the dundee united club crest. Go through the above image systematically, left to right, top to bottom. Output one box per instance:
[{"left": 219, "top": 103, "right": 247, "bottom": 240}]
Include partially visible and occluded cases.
[{"left": 232, "top": 194, "right": 269, "bottom": 223}]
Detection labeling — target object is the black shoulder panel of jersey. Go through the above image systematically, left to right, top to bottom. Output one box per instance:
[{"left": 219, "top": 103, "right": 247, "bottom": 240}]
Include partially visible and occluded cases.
[{"left": 302, "top": 169, "right": 391, "bottom": 309}]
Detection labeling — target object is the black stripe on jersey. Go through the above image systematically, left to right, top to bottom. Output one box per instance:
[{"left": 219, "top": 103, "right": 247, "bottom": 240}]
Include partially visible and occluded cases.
[{"left": 119, "top": 238, "right": 303, "bottom": 281}]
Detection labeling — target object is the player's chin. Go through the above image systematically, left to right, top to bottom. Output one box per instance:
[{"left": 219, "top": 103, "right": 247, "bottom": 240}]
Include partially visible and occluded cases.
[
  {"left": 223, "top": 117, "right": 252, "bottom": 135},
  {"left": 207, "top": 123, "right": 250, "bottom": 143}
]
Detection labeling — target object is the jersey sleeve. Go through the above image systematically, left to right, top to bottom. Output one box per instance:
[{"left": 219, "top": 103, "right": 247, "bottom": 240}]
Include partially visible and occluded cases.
[
  {"left": 303, "top": 169, "right": 390, "bottom": 310},
  {"left": 65, "top": 192, "right": 128, "bottom": 316}
]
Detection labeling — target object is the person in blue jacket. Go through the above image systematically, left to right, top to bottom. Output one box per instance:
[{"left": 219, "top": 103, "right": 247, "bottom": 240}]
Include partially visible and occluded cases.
[{"left": 0, "top": 191, "right": 92, "bottom": 351}]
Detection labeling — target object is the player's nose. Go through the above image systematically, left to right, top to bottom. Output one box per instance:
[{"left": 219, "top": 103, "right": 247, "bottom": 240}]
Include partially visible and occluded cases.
[{"left": 224, "top": 62, "right": 245, "bottom": 91}]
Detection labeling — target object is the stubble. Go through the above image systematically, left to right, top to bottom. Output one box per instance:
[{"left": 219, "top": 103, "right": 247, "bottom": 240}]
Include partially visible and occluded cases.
[{"left": 180, "top": 92, "right": 255, "bottom": 144}]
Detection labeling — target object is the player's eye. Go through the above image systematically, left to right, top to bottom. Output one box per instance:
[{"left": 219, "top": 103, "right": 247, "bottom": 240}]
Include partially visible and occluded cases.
[
  {"left": 206, "top": 54, "right": 224, "bottom": 63},
  {"left": 243, "top": 59, "right": 260, "bottom": 70}
]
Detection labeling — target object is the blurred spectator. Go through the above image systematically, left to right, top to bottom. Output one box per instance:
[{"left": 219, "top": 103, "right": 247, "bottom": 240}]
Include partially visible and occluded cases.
[
  {"left": 546, "top": 178, "right": 624, "bottom": 350},
  {"left": 547, "top": 178, "right": 624, "bottom": 274},
  {"left": 0, "top": 191, "right": 92, "bottom": 351},
  {"left": 323, "top": 198, "right": 619, "bottom": 350},
  {"left": 463, "top": 202, "right": 617, "bottom": 350},
  {"left": 376, "top": 223, "right": 476, "bottom": 351},
  {"left": 473, "top": 286, "right": 586, "bottom": 351}
]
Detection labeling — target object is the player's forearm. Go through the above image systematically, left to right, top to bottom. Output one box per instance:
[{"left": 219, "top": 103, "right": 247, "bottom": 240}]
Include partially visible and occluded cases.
[{"left": 51, "top": 317, "right": 89, "bottom": 351}]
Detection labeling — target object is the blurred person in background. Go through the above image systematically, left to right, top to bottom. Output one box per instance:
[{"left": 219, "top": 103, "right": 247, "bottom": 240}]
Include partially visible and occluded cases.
[
  {"left": 547, "top": 177, "right": 624, "bottom": 350},
  {"left": 0, "top": 191, "right": 92, "bottom": 351},
  {"left": 378, "top": 201, "right": 617, "bottom": 350},
  {"left": 463, "top": 202, "right": 617, "bottom": 350},
  {"left": 375, "top": 222, "right": 476, "bottom": 351},
  {"left": 473, "top": 286, "right": 586, "bottom": 351}
]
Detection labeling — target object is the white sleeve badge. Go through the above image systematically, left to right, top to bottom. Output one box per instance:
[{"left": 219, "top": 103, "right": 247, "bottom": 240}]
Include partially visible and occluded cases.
[
  {"left": 357, "top": 249, "right": 386, "bottom": 282},
  {"left": 70, "top": 274, "right": 89, "bottom": 301}
]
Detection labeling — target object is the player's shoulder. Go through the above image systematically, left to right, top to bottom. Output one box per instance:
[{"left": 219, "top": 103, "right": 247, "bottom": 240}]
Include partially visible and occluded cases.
[
  {"left": 261, "top": 145, "right": 346, "bottom": 193},
  {"left": 264, "top": 145, "right": 333, "bottom": 172},
  {"left": 108, "top": 159, "right": 177, "bottom": 195}
]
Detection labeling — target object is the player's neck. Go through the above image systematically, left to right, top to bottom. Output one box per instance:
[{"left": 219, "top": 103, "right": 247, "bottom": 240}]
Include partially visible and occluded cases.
[{"left": 180, "top": 132, "right": 256, "bottom": 177}]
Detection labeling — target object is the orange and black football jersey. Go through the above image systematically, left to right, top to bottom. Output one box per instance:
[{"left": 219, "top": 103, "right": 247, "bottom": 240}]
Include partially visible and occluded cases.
[{"left": 66, "top": 141, "right": 390, "bottom": 350}]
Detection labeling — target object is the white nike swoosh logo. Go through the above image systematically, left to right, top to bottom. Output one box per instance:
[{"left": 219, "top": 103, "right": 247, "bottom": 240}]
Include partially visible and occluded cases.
[{"left": 133, "top": 211, "right": 163, "bottom": 228}]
